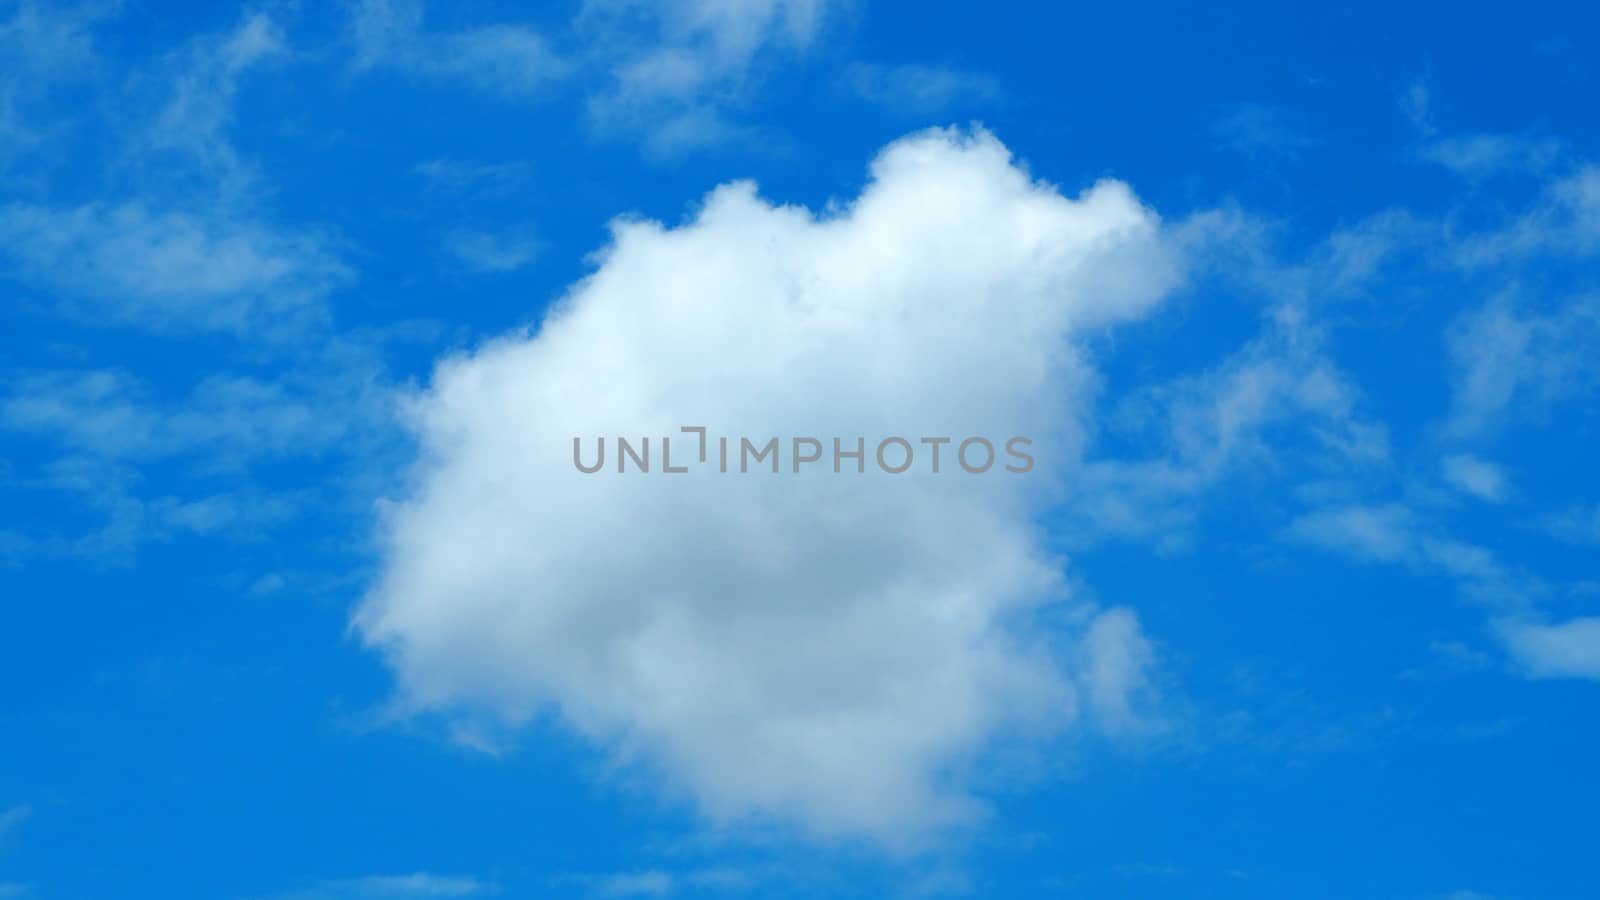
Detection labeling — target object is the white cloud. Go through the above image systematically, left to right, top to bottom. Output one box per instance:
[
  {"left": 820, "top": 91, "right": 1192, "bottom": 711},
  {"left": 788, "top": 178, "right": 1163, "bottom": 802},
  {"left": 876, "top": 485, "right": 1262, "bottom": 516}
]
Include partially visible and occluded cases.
[
  {"left": 358, "top": 127, "right": 1179, "bottom": 846},
  {"left": 1440, "top": 454, "right": 1507, "bottom": 503},
  {"left": 1498, "top": 618, "right": 1600, "bottom": 680}
]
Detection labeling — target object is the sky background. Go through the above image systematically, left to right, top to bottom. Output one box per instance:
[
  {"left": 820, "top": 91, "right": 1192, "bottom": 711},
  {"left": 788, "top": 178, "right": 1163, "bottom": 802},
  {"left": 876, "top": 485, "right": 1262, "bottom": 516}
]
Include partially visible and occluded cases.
[{"left": 2, "top": 1, "right": 1599, "bottom": 898}]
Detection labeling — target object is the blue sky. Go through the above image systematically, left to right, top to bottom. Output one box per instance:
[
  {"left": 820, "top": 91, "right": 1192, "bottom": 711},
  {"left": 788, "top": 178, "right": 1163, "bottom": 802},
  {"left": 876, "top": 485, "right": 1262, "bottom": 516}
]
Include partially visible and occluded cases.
[{"left": 2, "top": 1, "right": 1599, "bottom": 897}]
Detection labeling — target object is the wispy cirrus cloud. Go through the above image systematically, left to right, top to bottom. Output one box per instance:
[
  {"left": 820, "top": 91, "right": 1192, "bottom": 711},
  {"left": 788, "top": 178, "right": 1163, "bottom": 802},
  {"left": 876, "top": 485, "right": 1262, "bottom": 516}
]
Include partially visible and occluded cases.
[
  {"left": 0, "top": 0, "right": 105, "bottom": 168},
  {"left": 347, "top": 0, "right": 816, "bottom": 154},
  {"left": 350, "top": 0, "right": 569, "bottom": 97},
  {"left": 579, "top": 0, "right": 840, "bottom": 155},
  {"left": 140, "top": 11, "right": 286, "bottom": 199},
  {"left": 0, "top": 12, "right": 355, "bottom": 337},
  {"left": 842, "top": 61, "right": 1001, "bottom": 113},
  {"left": 1211, "top": 103, "right": 1318, "bottom": 166},
  {"left": 1414, "top": 132, "right": 1567, "bottom": 181},
  {"left": 413, "top": 159, "right": 533, "bottom": 197},
  {"left": 1452, "top": 167, "right": 1600, "bottom": 266},
  {"left": 0, "top": 201, "right": 347, "bottom": 335},
  {"left": 443, "top": 228, "right": 540, "bottom": 274},
  {"left": 1445, "top": 294, "right": 1600, "bottom": 438},
  {"left": 1063, "top": 301, "right": 1390, "bottom": 549},
  {"left": 0, "top": 325, "right": 406, "bottom": 564},
  {"left": 0, "top": 369, "right": 359, "bottom": 462},
  {"left": 1439, "top": 454, "right": 1508, "bottom": 503},
  {"left": 1287, "top": 502, "right": 1506, "bottom": 585},
  {"left": 1544, "top": 502, "right": 1600, "bottom": 546},
  {"left": 1497, "top": 618, "right": 1600, "bottom": 680},
  {"left": 0, "top": 805, "right": 28, "bottom": 843},
  {"left": 579, "top": 866, "right": 754, "bottom": 898},
  {"left": 261, "top": 873, "right": 492, "bottom": 899}
]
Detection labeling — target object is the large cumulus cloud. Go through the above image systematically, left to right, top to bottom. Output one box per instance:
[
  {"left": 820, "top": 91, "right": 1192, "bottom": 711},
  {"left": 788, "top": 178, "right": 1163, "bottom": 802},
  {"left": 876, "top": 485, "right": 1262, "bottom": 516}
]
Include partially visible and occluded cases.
[{"left": 357, "top": 127, "right": 1182, "bottom": 845}]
